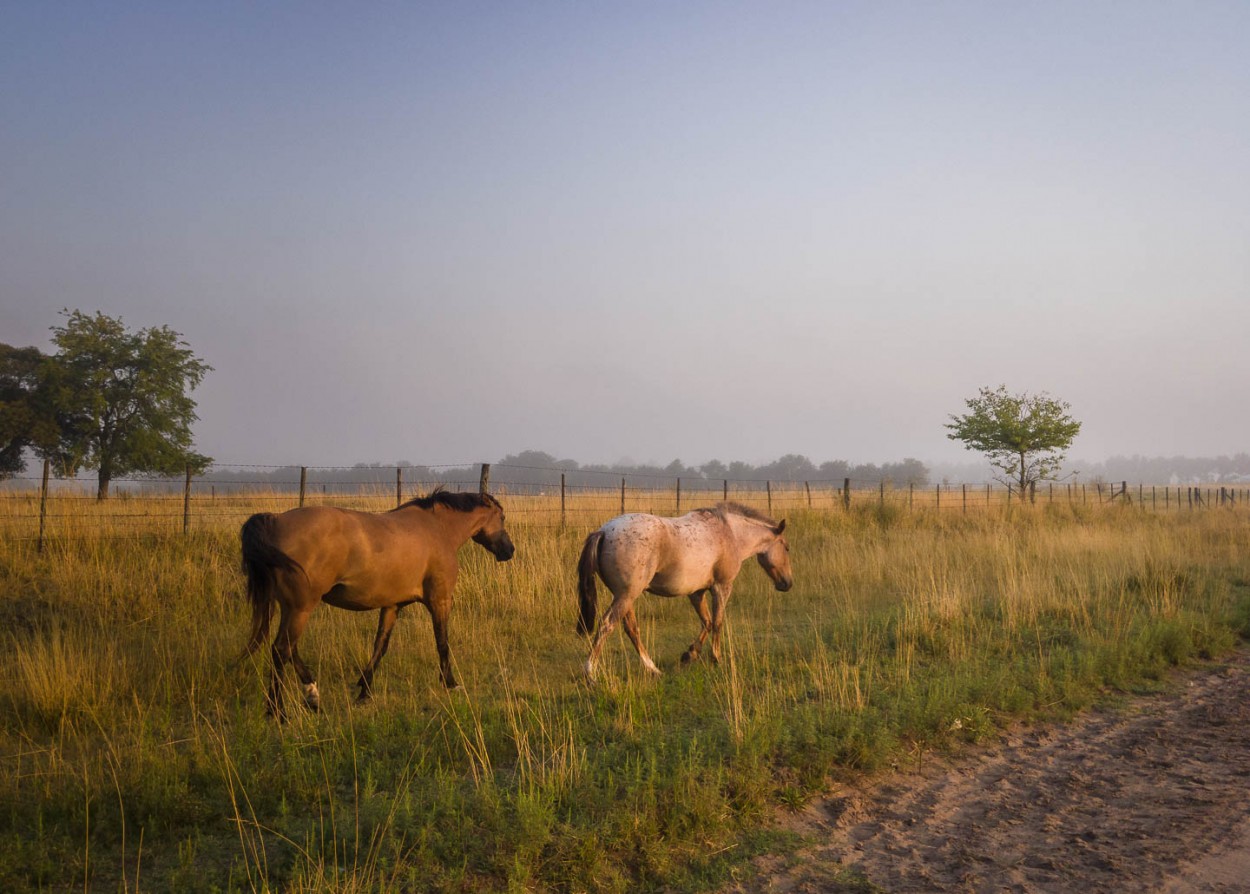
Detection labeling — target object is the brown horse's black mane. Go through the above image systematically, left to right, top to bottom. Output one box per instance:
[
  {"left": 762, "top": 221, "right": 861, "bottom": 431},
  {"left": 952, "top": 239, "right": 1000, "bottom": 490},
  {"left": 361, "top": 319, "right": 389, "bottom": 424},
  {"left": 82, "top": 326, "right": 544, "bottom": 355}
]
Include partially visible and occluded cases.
[
  {"left": 396, "top": 487, "right": 501, "bottom": 513},
  {"left": 697, "top": 501, "right": 778, "bottom": 526}
]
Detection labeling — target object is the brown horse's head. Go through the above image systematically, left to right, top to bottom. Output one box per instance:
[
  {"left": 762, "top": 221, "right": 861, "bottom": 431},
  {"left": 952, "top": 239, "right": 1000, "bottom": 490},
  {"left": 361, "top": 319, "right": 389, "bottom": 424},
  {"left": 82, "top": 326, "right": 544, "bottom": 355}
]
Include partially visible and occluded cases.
[
  {"left": 471, "top": 497, "right": 515, "bottom": 562},
  {"left": 755, "top": 519, "right": 792, "bottom": 592}
]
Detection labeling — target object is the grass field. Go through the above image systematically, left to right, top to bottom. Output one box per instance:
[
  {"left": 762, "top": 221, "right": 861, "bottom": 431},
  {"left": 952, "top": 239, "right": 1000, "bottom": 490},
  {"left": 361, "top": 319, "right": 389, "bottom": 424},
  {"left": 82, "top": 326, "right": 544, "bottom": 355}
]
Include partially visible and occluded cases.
[{"left": 2, "top": 493, "right": 1248, "bottom": 892}]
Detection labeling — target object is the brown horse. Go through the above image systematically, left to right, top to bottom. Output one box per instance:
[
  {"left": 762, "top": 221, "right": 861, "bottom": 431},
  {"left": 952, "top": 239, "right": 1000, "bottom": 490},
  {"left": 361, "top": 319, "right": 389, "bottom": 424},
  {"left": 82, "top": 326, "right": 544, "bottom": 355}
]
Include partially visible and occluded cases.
[
  {"left": 240, "top": 488, "right": 514, "bottom": 717},
  {"left": 576, "top": 502, "right": 792, "bottom": 679}
]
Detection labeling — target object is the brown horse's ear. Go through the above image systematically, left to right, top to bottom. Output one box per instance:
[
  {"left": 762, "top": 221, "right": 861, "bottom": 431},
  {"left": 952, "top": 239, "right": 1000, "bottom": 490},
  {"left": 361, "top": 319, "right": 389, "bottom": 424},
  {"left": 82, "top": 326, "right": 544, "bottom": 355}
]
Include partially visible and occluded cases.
[{"left": 774, "top": 519, "right": 786, "bottom": 535}]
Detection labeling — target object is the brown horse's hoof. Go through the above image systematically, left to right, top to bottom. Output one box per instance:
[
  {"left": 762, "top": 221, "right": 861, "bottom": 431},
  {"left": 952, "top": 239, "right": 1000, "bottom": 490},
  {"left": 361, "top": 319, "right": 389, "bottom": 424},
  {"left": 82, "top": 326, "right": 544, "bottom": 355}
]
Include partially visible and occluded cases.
[{"left": 680, "top": 650, "right": 700, "bottom": 665}]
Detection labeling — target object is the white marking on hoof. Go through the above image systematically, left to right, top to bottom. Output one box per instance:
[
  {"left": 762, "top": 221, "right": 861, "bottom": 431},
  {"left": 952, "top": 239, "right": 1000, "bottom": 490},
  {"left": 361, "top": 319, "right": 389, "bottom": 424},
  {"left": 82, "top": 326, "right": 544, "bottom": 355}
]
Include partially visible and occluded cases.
[
  {"left": 642, "top": 657, "right": 661, "bottom": 676},
  {"left": 303, "top": 682, "right": 321, "bottom": 710}
]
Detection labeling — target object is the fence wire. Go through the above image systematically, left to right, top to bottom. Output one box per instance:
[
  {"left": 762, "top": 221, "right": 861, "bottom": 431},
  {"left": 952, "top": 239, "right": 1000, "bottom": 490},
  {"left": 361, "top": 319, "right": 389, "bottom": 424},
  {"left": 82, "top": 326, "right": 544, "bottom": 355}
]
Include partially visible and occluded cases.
[{"left": 2, "top": 462, "right": 1246, "bottom": 547}]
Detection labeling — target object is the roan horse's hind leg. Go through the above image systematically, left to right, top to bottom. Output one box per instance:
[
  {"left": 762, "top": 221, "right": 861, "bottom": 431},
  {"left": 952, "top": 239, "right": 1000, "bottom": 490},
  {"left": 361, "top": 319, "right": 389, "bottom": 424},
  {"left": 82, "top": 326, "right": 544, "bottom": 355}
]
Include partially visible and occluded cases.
[
  {"left": 585, "top": 590, "right": 656, "bottom": 679},
  {"left": 356, "top": 606, "right": 400, "bottom": 702},
  {"left": 620, "top": 608, "right": 661, "bottom": 675}
]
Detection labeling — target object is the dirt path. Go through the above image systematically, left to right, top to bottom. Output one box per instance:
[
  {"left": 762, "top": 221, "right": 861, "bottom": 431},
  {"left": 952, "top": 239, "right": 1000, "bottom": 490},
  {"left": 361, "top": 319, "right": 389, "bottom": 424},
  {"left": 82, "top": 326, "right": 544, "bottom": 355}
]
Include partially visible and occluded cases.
[{"left": 730, "top": 651, "right": 1250, "bottom": 893}]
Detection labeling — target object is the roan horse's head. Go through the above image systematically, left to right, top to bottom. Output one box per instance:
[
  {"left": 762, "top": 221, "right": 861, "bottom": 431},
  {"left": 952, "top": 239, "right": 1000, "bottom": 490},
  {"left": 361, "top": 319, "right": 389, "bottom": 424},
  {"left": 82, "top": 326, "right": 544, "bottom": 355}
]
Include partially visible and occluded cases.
[
  {"left": 471, "top": 498, "right": 516, "bottom": 562},
  {"left": 755, "top": 519, "right": 792, "bottom": 592}
]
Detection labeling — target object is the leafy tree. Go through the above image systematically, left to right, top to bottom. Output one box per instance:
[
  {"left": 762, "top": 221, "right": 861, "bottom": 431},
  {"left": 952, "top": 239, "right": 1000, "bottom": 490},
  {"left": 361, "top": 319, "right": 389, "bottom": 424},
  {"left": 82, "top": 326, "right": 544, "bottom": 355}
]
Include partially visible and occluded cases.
[
  {"left": 49, "top": 310, "right": 212, "bottom": 499},
  {"left": 0, "top": 344, "right": 62, "bottom": 478},
  {"left": 946, "top": 385, "right": 1081, "bottom": 497},
  {"left": 699, "top": 458, "right": 728, "bottom": 479}
]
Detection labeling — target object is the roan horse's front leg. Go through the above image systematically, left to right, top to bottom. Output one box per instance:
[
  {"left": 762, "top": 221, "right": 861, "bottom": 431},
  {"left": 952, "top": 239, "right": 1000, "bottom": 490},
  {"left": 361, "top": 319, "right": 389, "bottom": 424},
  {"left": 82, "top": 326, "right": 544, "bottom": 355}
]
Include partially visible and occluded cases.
[
  {"left": 707, "top": 582, "right": 733, "bottom": 663},
  {"left": 682, "top": 583, "right": 732, "bottom": 664},
  {"left": 681, "top": 589, "right": 713, "bottom": 664}
]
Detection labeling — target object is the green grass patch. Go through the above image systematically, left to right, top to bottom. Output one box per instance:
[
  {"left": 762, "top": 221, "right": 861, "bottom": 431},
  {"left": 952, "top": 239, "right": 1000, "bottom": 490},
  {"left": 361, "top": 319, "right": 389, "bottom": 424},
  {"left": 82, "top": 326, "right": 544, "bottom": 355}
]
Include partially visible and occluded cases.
[{"left": 0, "top": 503, "right": 1248, "bottom": 891}]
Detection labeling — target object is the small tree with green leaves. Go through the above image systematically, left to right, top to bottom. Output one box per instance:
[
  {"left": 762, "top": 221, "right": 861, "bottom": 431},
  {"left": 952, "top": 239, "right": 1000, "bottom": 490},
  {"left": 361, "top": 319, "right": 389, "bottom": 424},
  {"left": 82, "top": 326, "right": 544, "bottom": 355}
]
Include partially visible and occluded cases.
[
  {"left": 49, "top": 310, "right": 212, "bottom": 499},
  {"left": 0, "top": 344, "right": 62, "bottom": 478},
  {"left": 945, "top": 385, "right": 1081, "bottom": 498}
]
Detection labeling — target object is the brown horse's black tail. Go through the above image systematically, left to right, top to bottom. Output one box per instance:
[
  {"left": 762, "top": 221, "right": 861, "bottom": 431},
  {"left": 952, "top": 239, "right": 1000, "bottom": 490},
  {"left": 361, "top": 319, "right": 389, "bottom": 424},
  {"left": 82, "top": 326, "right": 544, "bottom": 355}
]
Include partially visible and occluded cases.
[
  {"left": 239, "top": 512, "right": 304, "bottom": 657},
  {"left": 576, "top": 530, "right": 605, "bottom": 636}
]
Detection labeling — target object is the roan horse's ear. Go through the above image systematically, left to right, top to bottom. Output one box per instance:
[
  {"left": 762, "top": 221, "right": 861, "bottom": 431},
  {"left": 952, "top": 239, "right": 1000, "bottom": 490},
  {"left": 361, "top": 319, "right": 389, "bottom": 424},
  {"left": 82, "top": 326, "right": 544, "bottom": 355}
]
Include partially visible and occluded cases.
[{"left": 774, "top": 519, "right": 786, "bottom": 535}]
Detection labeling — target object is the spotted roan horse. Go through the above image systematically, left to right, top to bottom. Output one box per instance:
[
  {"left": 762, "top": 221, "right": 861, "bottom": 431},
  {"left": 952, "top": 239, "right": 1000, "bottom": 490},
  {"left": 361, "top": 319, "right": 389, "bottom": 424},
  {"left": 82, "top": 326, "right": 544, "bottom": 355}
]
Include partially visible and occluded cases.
[
  {"left": 240, "top": 488, "right": 514, "bottom": 718},
  {"left": 576, "top": 502, "right": 792, "bottom": 679}
]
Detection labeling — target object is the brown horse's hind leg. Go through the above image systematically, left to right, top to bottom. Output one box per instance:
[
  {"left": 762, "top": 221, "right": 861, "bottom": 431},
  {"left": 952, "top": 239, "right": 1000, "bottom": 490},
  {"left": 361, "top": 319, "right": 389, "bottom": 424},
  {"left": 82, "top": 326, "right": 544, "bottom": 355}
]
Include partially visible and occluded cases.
[
  {"left": 681, "top": 590, "right": 713, "bottom": 665},
  {"left": 357, "top": 606, "right": 400, "bottom": 702},
  {"left": 269, "top": 607, "right": 317, "bottom": 719},
  {"left": 620, "top": 608, "right": 660, "bottom": 676}
]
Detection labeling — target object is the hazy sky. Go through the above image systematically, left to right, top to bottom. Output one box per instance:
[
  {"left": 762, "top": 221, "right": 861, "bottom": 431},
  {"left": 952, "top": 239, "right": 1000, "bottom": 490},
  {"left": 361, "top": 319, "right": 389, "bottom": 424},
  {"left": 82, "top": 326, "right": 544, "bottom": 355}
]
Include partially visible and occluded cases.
[{"left": 3, "top": 2, "right": 1247, "bottom": 468}]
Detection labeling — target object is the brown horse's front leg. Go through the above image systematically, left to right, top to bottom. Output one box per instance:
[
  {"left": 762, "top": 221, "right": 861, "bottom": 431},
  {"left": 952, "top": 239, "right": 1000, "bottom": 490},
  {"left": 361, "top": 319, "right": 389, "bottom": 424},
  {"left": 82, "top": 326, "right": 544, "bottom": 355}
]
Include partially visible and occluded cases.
[
  {"left": 681, "top": 590, "right": 713, "bottom": 665},
  {"left": 424, "top": 598, "right": 459, "bottom": 689},
  {"left": 357, "top": 606, "right": 400, "bottom": 702}
]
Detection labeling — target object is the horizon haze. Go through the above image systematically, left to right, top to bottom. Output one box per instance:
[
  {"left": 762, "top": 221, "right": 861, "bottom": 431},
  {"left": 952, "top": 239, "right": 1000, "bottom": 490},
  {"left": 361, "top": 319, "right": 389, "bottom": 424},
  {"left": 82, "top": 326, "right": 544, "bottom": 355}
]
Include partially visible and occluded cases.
[{"left": 3, "top": 4, "right": 1247, "bottom": 470}]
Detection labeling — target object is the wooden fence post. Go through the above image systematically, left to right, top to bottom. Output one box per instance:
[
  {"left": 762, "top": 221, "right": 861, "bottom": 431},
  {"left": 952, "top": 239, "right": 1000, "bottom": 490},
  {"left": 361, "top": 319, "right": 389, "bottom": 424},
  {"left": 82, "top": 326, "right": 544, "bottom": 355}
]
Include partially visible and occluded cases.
[
  {"left": 37, "top": 458, "right": 50, "bottom": 554},
  {"left": 478, "top": 463, "right": 491, "bottom": 494},
  {"left": 183, "top": 464, "right": 193, "bottom": 535},
  {"left": 299, "top": 466, "right": 307, "bottom": 507},
  {"left": 396, "top": 466, "right": 403, "bottom": 508},
  {"left": 560, "top": 473, "right": 566, "bottom": 528},
  {"left": 621, "top": 477, "right": 626, "bottom": 514},
  {"left": 676, "top": 477, "right": 681, "bottom": 513},
  {"left": 843, "top": 478, "right": 851, "bottom": 511},
  {"left": 723, "top": 479, "right": 729, "bottom": 502},
  {"left": 879, "top": 480, "right": 885, "bottom": 507},
  {"left": 766, "top": 481, "right": 773, "bottom": 515},
  {"left": 806, "top": 481, "right": 813, "bottom": 508},
  {"left": 936, "top": 483, "right": 941, "bottom": 509},
  {"left": 962, "top": 483, "right": 967, "bottom": 512}
]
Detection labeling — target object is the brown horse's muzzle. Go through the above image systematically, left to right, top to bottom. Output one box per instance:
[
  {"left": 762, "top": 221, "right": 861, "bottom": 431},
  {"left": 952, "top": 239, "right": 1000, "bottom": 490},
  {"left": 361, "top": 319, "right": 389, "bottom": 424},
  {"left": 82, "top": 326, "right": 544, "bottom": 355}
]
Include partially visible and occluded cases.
[
  {"left": 475, "top": 531, "right": 515, "bottom": 562},
  {"left": 773, "top": 576, "right": 793, "bottom": 592}
]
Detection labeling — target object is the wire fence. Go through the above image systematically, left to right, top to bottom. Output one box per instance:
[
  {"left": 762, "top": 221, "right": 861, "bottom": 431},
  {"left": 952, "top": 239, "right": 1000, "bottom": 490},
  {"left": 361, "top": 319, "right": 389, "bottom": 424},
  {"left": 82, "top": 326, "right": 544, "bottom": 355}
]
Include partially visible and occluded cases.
[{"left": 3, "top": 460, "right": 1248, "bottom": 550}]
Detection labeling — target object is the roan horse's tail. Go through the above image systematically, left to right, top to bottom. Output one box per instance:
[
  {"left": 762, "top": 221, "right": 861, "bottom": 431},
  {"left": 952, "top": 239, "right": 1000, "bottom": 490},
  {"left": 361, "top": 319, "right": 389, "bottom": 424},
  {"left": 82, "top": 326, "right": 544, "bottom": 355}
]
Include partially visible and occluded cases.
[
  {"left": 239, "top": 513, "right": 304, "bottom": 657},
  {"left": 576, "top": 530, "right": 605, "bottom": 636}
]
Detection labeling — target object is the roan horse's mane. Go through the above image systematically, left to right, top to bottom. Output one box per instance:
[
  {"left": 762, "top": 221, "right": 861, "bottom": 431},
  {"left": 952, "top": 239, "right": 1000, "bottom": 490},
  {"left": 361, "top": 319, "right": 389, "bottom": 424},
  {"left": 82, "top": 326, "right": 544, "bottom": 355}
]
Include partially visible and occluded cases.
[
  {"left": 396, "top": 487, "right": 501, "bottom": 513},
  {"left": 695, "top": 501, "right": 778, "bottom": 527}
]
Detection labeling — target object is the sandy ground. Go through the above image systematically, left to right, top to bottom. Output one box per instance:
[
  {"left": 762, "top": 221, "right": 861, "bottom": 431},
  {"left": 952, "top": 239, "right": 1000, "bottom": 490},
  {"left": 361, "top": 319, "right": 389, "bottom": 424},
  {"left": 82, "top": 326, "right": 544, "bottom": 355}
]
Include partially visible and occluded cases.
[{"left": 728, "top": 650, "right": 1250, "bottom": 893}]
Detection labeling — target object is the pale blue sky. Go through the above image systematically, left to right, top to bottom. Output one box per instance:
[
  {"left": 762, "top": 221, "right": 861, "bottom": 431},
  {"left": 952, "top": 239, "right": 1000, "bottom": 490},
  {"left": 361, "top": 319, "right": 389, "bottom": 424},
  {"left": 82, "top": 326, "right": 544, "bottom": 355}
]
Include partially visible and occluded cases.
[{"left": 3, "top": 2, "right": 1247, "bottom": 467}]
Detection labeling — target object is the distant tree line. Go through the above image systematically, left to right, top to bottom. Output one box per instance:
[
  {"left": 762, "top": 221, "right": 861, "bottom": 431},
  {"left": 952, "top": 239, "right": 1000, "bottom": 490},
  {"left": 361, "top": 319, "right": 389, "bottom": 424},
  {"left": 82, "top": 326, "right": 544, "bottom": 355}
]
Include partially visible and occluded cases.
[
  {"left": 198, "top": 450, "right": 931, "bottom": 495},
  {"left": 1068, "top": 454, "right": 1250, "bottom": 485}
]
